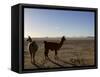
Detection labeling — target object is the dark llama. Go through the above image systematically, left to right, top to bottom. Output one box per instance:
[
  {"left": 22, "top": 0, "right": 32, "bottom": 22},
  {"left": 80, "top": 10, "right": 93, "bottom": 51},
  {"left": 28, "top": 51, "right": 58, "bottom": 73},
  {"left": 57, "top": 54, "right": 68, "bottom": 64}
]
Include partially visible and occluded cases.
[{"left": 44, "top": 36, "right": 66, "bottom": 60}]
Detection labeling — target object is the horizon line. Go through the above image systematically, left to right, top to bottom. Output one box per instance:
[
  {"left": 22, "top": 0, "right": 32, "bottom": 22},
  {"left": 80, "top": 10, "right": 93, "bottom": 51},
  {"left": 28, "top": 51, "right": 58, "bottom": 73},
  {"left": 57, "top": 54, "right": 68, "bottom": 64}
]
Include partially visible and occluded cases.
[{"left": 24, "top": 36, "right": 94, "bottom": 38}]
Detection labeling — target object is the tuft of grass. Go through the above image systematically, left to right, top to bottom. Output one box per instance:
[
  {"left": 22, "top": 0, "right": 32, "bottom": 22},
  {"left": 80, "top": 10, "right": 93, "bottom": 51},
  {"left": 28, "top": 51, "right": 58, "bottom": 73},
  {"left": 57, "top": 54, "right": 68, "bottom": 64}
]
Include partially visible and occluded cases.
[{"left": 70, "top": 52, "right": 86, "bottom": 66}]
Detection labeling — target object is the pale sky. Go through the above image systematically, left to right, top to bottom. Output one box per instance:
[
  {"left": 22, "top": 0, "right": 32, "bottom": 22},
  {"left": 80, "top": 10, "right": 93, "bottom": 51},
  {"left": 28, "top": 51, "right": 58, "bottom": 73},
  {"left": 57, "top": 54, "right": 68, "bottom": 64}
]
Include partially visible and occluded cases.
[{"left": 24, "top": 8, "right": 94, "bottom": 38}]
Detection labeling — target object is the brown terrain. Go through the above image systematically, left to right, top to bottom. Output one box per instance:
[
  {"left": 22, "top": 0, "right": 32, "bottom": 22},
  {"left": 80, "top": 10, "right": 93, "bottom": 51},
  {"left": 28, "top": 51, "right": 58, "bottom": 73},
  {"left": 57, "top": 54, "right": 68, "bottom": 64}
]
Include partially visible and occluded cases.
[{"left": 24, "top": 37, "right": 95, "bottom": 69}]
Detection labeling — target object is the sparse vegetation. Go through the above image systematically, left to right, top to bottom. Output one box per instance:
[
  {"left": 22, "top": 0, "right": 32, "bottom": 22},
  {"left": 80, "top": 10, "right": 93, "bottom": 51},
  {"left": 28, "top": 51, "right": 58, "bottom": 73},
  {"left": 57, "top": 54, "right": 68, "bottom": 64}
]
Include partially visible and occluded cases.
[{"left": 24, "top": 38, "right": 94, "bottom": 69}]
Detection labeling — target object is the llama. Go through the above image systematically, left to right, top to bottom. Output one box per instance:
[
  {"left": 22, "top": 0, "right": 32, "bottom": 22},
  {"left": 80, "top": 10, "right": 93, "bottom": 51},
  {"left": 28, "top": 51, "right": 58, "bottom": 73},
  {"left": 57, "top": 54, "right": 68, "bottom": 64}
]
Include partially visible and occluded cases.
[
  {"left": 27, "top": 36, "right": 38, "bottom": 64},
  {"left": 44, "top": 36, "right": 66, "bottom": 60}
]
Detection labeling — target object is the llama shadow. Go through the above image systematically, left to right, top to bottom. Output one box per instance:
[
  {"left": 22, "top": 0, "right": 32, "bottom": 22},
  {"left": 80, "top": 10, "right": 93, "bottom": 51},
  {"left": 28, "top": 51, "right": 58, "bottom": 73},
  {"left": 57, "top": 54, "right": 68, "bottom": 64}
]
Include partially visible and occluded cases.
[
  {"left": 32, "top": 57, "right": 77, "bottom": 68},
  {"left": 47, "top": 57, "right": 65, "bottom": 67},
  {"left": 32, "top": 62, "right": 41, "bottom": 68}
]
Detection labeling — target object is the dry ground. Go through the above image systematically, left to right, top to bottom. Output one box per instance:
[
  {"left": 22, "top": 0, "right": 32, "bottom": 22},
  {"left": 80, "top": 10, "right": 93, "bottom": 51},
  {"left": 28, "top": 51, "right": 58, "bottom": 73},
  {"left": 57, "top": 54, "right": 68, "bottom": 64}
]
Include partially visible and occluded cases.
[{"left": 24, "top": 38, "right": 94, "bottom": 69}]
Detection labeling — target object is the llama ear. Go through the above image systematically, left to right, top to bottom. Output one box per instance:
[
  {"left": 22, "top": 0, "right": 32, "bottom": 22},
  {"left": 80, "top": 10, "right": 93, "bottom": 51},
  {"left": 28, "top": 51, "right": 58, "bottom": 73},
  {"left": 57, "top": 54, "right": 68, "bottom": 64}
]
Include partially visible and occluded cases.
[
  {"left": 28, "top": 36, "right": 30, "bottom": 39},
  {"left": 28, "top": 36, "right": 30, "bottom": 38}
]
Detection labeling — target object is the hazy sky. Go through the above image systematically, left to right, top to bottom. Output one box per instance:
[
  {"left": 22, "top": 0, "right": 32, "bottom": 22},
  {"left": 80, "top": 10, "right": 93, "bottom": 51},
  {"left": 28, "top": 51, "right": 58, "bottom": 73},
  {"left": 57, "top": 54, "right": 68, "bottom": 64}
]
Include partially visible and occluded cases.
[{"left": 24, "top": 8, "right": 94, "bottom": 38}]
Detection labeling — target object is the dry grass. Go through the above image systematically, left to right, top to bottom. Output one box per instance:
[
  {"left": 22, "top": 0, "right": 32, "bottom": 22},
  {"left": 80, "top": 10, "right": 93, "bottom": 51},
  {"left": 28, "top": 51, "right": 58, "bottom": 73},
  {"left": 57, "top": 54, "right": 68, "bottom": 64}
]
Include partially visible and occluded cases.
[{"left": 24, "top": 38, "right": 94, "bottom": 69}]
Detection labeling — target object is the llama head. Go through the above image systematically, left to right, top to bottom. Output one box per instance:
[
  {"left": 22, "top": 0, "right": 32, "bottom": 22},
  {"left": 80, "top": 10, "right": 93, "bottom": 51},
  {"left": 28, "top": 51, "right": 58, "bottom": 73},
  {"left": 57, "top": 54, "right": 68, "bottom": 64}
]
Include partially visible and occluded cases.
[
  {"left": 27, "top": 36, "right": 32, "bottom": 42},
  {"left": 62, "top": 36, "right": 66, "bottom": 41}
]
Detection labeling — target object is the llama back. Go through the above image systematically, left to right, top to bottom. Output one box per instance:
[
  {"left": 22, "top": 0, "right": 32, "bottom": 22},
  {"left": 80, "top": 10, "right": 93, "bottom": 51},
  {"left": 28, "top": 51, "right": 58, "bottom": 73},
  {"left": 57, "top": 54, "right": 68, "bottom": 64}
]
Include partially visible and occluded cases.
[{"left": 30, "top": 41, "right": 38, "bottom": 51}]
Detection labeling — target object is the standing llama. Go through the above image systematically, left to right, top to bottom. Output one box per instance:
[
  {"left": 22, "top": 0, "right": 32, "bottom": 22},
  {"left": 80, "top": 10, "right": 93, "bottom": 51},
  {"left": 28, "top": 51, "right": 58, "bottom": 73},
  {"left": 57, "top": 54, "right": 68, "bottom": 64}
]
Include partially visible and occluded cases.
[
  {"left": 27, "top": 36, "right": 38, "bottom": 64},
  {"left": 44, "top": 36, "right": 66, "bottom": 60}
]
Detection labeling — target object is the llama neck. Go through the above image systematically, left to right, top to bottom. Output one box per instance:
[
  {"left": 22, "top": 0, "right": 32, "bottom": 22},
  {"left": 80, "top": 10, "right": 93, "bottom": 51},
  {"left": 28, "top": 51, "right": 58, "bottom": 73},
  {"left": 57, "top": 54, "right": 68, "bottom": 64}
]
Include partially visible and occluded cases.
[
  {"left": 59, "top": 39, "right": 64, "bottom": 48},
  {"left": 28, "top": 41, "right": 32, "bottom": 47}
]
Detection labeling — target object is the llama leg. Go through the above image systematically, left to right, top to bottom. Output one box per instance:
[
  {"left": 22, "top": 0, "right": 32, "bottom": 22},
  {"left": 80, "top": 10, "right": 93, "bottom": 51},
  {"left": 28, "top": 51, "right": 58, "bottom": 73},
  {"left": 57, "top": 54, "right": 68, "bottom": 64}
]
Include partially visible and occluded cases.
[
  {"left": 42, "top": 49, "right": 49, "bottom": 65},
  {"left": 44, "top": 49, "right": 49, "bottom": 60},
  {"left": 55, "top": 50, "right": 58, "bottom": 59},
  {"left": 32, "top": 52, "right": 35, "bottom": 64},
  {"left": 30, "top": 53, "right": 33, "bottom": 64}
]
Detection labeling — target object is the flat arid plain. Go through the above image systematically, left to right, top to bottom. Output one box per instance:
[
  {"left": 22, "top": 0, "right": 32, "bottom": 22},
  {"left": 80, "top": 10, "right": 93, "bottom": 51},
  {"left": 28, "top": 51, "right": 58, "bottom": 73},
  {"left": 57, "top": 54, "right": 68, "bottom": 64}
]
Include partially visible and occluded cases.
[{"left": 24, "top": 37, "right": 95, "bottom": 69}]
